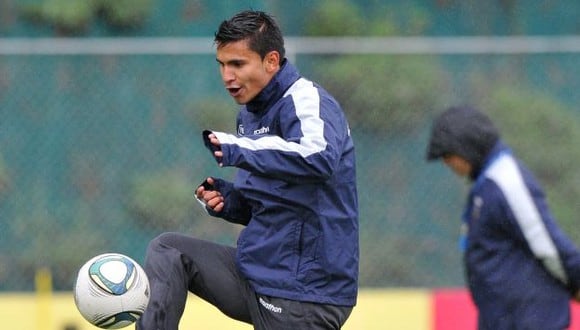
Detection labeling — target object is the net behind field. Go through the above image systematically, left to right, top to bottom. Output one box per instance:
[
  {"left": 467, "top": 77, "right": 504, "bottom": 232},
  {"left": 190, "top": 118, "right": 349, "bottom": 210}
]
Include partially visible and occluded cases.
[{"left": 1, "top": 43, "right": 579, "bottom": 291}]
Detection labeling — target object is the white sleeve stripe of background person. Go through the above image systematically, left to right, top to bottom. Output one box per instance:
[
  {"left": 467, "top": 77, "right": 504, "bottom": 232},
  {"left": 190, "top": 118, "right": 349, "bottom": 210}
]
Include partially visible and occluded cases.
[
  {"left": 212, "top": 80, "right": 327, "bottom": 157},
  {"left": 485, "top": 153, "right": 568, "bottom": 284}
]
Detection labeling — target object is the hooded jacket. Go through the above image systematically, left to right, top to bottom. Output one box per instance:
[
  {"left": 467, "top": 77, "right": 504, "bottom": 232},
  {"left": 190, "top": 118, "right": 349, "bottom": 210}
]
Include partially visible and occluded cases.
[
  {"left": 202, "top": 59, "right": 359, "bottom": 306},
  {"left": 427, "top": 106, "right": 580, "bottom": 329}
]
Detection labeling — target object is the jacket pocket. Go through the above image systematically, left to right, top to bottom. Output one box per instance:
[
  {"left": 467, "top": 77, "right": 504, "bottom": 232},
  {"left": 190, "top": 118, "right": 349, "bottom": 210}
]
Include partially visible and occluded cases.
[{"left": 295, "top": 216, "right": 322, "bottom": 281}]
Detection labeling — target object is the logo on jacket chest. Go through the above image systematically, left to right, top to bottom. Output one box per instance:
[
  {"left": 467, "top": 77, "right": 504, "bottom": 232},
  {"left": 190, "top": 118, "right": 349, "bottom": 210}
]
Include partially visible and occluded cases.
[
  {"left": 238, "top": 124, "right": 271, "bottom": 136},
  {"left": 253, "top": 126, "right": 270, "bottom": 135},
  {"left": 471, "top": 196, "right": 484, "bottom": 221}
]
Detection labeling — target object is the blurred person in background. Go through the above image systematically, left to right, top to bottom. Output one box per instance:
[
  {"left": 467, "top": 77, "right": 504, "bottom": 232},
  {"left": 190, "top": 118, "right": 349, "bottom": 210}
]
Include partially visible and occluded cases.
[
  {"left": 137, "top": 10, "right": 358, "bottom": 330},
  {"left": 426, "top": 105, "right": 580, "bottom": 330}
]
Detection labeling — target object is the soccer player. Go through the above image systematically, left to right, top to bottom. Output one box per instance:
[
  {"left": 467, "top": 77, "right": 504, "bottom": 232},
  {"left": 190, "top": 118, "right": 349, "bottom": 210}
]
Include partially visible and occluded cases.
[
  {"left": 136, "top": 10, "right": 358, "bottom": 330},
  {"left": 426, "top": 105, "right": 580, "bottom": 330}
]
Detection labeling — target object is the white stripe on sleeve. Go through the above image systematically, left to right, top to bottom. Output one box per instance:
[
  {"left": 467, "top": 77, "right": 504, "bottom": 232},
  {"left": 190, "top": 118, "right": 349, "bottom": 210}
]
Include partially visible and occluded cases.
[{"left": 485, "top": 154, "right": 568, "bottom": 284}]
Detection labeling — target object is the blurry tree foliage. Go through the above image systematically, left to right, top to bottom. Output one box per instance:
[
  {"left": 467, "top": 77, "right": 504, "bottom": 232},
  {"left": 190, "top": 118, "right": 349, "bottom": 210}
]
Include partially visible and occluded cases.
[
  {"left": 19, "top": 0, "right": 155, "bottom": 35},
  {"left": 302, "top": 0, "right": 367, "bottom": 36},
  {"left": 304, "top": 0, "right": 448, "bottom": 135},
  {"left": 304, "top": 0, "right": 429, "bottom": 36},
  {"left": 312, "top": 56, "right": 448, "bottom": 136},
  {"left": 186, "top": 98, "right": 238, "bottom": 134},
  {"left": 0, "top": 154, "right": 10, "bottom": 198},
  {"left": 127, "top": 169, "right": 195, "bottom": 231}
]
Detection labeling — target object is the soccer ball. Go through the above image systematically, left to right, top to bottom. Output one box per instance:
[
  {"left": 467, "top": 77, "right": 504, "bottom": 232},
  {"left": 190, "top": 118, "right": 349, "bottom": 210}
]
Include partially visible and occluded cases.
[{"left": 74, "top": 253, "right": 150, "bottom": 329}]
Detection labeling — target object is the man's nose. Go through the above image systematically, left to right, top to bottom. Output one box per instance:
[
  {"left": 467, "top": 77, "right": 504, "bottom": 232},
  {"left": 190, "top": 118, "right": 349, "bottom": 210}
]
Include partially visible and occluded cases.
[{"left": 221, "top": 67, "right": 235, "bottom": 82}]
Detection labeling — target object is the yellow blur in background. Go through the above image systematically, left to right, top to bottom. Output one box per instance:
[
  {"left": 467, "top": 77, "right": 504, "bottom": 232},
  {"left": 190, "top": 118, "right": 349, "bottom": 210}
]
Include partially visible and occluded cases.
[{"left": 0, "top": 288, "right": 430, "bottom": 330}]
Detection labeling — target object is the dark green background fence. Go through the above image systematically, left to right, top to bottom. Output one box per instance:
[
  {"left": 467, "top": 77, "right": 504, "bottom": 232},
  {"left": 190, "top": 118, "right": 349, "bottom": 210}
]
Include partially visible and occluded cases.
[{"left": 1, "top": 0, "right": 579, "bottom": 291}]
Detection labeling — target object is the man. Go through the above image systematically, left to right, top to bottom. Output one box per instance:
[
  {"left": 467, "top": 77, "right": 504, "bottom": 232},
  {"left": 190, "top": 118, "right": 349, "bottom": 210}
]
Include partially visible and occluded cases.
[
  {"left": 137, "top": 10, "right": 358, "bottom": 330},
  {"left": 426, "top": 105, "right": 580, "bottom": 330}
]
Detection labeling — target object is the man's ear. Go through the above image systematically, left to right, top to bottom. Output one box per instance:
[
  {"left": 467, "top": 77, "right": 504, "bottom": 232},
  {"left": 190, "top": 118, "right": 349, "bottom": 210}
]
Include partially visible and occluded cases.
[{"left": 264, "top": 51, "right": 280, "bottom": 73}]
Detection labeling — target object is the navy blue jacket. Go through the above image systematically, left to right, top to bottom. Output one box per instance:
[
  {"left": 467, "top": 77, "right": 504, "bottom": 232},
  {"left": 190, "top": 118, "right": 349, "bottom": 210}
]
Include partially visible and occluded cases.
[
  {"left": 203, "top": 60, "right": 359, "bottom": 306},
  {"left": 464, "top": 142, "right": 580, "bottom": 329}
]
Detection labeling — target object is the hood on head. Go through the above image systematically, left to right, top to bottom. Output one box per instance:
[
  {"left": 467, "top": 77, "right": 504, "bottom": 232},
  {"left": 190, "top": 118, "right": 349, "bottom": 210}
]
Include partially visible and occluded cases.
[{"left": 426, "top": 105, "right": 500, "bottom": 177}]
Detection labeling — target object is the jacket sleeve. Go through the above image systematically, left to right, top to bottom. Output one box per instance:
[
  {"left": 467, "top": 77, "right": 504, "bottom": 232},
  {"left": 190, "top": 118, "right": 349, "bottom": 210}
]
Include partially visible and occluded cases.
[
  {"left": 205, "top": 91, "right": 349, "bottom": 183},
  {"left": 482, "top": 173, "right": 580, "bottom": 295},
  {"left": 202, "top": 178, "right": 251, "bottom": 226},
  {"left": 546, "top": 219, "right": 580, "bottom": 295}
]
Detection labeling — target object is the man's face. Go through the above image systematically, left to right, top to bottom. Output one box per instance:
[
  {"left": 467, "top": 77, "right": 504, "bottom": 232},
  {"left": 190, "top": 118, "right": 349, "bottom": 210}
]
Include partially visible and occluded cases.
[
  {"left": 216, "top": 39, "right": 279, "bottom": 105},
  {"left": 443, "top": 155, "right": 472, "bottom": 177}
]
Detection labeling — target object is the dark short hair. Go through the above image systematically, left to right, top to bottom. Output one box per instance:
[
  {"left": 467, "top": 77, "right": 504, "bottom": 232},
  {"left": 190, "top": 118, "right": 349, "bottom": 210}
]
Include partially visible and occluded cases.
[{"left": 214, "top": 10, "right": 285, "bottom": 62}]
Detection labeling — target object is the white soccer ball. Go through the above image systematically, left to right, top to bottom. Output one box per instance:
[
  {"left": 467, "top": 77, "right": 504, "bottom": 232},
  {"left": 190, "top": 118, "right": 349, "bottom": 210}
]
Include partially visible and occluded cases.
[{"left": 74, "top": 253, "right": 150, "bottom": 329}]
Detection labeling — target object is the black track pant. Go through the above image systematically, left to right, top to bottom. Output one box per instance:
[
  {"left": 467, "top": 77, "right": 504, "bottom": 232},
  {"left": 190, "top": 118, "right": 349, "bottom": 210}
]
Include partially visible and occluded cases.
[{"left": 135, "top": 232, "right": 352, "bottom": 330}]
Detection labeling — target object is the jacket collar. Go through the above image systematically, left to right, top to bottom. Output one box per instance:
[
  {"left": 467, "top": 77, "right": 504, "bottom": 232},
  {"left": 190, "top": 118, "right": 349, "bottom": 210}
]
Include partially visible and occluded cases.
[
  {"left": 245, "top": 59, "right": 301, "bottom": 113},
  {"left": 473, "top": 141, "right": 510, "bottom": 180}
]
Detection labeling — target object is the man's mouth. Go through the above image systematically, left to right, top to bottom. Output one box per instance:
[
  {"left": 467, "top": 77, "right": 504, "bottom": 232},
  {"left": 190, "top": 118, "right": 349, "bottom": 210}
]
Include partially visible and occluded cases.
[{"left": 227, "top": 87, "right": 242, "bottom": 97}]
